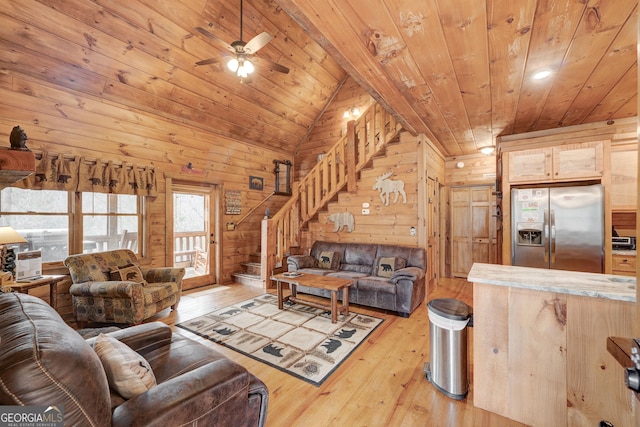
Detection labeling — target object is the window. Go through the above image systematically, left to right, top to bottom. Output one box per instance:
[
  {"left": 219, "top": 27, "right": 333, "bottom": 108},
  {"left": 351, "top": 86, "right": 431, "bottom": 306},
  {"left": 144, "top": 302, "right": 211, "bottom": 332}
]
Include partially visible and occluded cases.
[
  {"left": 0, "top": 187, "right": 145, "bottom": 263},
  {"left": 82, "top": 193, "right": 141, "bottom": 254}
]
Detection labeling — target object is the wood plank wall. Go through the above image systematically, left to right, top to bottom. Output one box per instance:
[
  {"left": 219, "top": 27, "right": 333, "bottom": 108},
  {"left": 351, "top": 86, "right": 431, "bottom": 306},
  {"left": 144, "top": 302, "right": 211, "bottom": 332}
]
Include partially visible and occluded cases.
[
  {"left": 0, "top": 1, "right": 312, "bottom": 320},
  {"left": 0, "top": 74, "right": 293, "bottom": 269},
  {"left": 294, "top": 76, "right": 375, "bottom": 181},
  {"left": 299, "top": 132, "right": 446, "bottom": 254},
  {"left": 445, "top": 153, "right": 497, "bottom": 186}
]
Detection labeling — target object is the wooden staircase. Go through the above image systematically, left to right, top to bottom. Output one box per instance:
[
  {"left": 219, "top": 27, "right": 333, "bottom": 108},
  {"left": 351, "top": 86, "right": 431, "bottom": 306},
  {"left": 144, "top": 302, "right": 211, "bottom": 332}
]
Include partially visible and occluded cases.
[
  {"left": 256, "top": 103, "right": 403, "bottom": 288},
  {"left": 232, "top": 254, "right": 263, "bottom": 288}
]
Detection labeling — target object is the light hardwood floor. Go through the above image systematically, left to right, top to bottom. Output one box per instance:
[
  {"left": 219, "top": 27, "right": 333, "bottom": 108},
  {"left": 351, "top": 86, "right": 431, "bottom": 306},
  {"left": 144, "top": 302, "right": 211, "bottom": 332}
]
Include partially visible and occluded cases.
[{"left": 149, "top": 278, "right": 527, "bottom": 427}]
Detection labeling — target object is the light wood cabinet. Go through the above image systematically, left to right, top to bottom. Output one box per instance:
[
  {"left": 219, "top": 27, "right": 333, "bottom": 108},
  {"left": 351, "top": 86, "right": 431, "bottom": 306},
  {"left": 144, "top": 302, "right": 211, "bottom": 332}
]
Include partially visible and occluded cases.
[
  {"left": 508, "top": 141, "right": 603, "bottom": 184},
  {"left": 552, "top": 141, "right": 603, "bottom": 180},
  {"left": 508, "top": 147, "right": 552, "bottom": 182},
  {"left": 610, "top": 148, "right": 637, "bottom": 210},
  {"left": 450, "top": 185, "right": 496, "bottom": 277},
  {"left": 612, "top": 253, "right": 636, "bottom": 276},
  {"left": 471, "top": 264, "right": 635, "bottom": 427}
]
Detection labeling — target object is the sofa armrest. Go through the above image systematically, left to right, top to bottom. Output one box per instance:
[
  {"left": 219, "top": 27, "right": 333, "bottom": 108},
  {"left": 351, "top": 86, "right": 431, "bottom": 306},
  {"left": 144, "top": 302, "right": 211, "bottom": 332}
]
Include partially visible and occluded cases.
[
  {"left": 287, "top": 255, "right": 315, "bottom": 271},
  {"left": 391, "top": 266, "right": 425, "bottom": 283},
  {"left": 141, "top": 267, "right": 185, "bottom": 285},
  {"left": 69, "top": 281, "right": 141, "bottom": 298},
  {"left": 85, "top": 322, "right": 172, "bottom": 356},
  {"left": 112, "top": 359, "right": 257, "bottom": 427},
  {"left": 248, "top": 376, "right": 269, "bottom": 427}
]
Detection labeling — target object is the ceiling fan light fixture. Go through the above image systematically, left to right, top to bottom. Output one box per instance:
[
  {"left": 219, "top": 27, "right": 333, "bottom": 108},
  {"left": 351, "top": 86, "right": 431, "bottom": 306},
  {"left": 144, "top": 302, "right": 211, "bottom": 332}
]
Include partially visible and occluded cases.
[
  {"left": 227, "top": 58, "right": 239, "bottom": 72},
  {"left": 243, "top": 59, "right": 254, "bottom": 74},
  {"left": 237, "top": 62, "right": 253, "bottom": 78}
]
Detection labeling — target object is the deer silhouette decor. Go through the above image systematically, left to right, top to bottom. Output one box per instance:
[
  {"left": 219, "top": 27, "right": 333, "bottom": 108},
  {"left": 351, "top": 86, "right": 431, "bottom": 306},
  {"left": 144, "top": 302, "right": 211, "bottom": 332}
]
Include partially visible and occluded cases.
[{"left": 373, "top": 171, "right": 407, "bottom": 206}]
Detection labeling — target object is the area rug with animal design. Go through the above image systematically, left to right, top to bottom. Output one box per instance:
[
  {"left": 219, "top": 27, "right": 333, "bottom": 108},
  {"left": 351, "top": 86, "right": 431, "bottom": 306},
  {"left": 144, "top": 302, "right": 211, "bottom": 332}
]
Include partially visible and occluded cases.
[{"left": 176, "top": 293, "right": 384, "bottom": 386}]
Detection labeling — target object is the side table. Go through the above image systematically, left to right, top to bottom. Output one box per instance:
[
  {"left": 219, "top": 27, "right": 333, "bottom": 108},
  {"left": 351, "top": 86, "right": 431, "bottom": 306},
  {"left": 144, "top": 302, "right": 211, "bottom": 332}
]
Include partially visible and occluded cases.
[{"left": 9, "top": 275, "right": 66, "bottom": 310}]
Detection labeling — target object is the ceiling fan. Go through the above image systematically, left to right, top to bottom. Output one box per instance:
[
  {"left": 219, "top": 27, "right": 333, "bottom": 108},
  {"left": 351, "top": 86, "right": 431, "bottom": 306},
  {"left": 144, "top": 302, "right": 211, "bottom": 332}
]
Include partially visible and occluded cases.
[{"left": 194, "top": 0, "right": 289, "bottom": 81}]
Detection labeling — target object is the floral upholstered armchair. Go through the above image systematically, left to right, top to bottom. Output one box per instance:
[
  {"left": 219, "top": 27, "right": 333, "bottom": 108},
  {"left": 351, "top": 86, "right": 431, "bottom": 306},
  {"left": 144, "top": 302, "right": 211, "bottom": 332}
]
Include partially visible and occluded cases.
[{"left": 64, "top": 249, "right": 184, "bottom": 328}]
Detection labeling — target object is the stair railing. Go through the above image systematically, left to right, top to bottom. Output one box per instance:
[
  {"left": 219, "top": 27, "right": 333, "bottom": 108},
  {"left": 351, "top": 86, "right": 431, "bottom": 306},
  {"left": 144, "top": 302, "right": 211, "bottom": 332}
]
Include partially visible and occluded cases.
[{"left": 260, "top": 103, "right": 403, "bottom": 287}]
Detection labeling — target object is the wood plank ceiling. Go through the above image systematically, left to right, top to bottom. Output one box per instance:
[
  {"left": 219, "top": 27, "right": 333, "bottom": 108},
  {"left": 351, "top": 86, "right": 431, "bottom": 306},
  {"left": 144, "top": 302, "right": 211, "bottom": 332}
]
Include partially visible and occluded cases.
[
  {"left": 1, "top": 0, "right": 637, "bottom": 158},
  {"left": 276, "top": 0, "right": 638, "bottom": 156}
]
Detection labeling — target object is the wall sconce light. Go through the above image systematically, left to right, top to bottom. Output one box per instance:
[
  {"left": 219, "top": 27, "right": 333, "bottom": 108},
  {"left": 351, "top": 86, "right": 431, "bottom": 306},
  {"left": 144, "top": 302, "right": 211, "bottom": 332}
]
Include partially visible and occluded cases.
[{"left": 343, "top": 107, "right": 361, "bottom": 119}]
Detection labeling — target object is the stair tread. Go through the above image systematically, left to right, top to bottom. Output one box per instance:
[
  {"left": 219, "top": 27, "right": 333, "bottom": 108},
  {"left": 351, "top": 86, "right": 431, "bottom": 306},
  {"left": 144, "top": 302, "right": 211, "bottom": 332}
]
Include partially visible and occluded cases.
[{"left": 233, "top": 272, "right": 260, "bottom": 278}]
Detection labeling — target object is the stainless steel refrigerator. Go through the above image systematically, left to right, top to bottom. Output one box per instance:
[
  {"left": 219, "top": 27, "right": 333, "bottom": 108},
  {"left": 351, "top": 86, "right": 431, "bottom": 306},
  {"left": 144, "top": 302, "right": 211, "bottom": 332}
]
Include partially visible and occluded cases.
[{"left": 511, "top": 184, "right": 604, "bottom": 273}]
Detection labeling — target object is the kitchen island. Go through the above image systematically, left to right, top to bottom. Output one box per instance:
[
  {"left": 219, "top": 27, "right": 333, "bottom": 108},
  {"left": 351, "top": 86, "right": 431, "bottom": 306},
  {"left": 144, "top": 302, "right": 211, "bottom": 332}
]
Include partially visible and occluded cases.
[{"left": 468, "top": 263, "right": 635, "bottom": 427}]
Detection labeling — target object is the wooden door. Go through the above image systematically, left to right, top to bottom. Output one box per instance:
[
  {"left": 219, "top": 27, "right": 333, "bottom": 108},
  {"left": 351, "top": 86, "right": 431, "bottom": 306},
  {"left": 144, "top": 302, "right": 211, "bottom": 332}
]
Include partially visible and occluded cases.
[
  {"left": 167, "top": 181, "right": 220, "bottom": 290},
  {"left": 451, "top": 185, "right": 497, "bottom": 277},
  {"left": 471, "top": 186, "right": 496, "bottom": 265},
  {"left": 451, "top": 187, "right": 472, "bottom": 277}
]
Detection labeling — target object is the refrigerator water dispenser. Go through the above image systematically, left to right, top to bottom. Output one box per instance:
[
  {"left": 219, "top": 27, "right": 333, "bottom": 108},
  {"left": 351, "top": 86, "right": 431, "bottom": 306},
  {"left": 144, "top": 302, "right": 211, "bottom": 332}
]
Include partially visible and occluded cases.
[{"left": 516, "top": 223, "right": 543, "bottom": 246}]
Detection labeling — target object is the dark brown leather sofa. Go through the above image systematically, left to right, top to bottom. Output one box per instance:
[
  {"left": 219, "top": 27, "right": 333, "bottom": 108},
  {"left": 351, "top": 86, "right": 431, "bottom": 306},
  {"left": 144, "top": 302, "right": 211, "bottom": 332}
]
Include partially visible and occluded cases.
[
  {"left": 287, "top": 241, "right": 426, "bottom": 317},
  {"left": 0, "top": 292, "right": 268, "bottom": 427}
]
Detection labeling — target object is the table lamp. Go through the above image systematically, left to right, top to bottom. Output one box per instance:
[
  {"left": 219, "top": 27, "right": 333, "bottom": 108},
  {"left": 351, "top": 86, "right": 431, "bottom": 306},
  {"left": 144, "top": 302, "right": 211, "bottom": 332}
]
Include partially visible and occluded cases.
[{"left": 0, "top": 226, "right": 27, "bottom": 283}]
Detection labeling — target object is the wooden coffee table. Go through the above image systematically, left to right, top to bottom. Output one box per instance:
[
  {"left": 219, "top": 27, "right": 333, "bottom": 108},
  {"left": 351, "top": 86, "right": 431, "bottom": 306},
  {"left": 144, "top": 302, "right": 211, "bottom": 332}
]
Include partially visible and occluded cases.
[{"left": 271, "top": 272, "right": 354, "bottom": 323}]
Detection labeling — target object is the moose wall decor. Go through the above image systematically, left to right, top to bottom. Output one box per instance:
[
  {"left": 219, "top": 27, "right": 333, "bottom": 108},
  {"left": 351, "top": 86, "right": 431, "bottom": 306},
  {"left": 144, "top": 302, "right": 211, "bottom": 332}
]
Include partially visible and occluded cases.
[{"left": 373, "top": 171, "right": 406, "bottom": 206}]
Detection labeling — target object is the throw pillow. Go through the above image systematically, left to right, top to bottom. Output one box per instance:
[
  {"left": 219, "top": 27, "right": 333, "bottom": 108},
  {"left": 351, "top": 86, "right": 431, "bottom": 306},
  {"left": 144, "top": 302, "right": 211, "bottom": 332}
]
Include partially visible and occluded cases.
[
  {"left": 317, "top": 251, "right": 341, "bottom": 270},
  {"left": 375, "top": 256, "right": 407, "bottom": 278},
  {"left": 110, "top": 264, "right": 147, "bottom": 285},
  {"left": 93, "top": 333, "right": 157, "bottom": 399}
]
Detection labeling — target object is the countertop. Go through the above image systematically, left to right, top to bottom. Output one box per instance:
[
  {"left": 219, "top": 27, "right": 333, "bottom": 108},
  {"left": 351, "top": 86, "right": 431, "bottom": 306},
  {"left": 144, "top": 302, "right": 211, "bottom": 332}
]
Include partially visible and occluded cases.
[{"left": 467, "top": 263, "right": 636, "bottom": 302}]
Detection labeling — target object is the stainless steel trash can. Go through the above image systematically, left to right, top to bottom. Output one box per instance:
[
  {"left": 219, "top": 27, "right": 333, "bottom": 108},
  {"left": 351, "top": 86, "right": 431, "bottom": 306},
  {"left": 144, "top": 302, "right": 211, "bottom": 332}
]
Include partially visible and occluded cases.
[{"left": 423, "top": 298, "right": 472, "bottom": 400}]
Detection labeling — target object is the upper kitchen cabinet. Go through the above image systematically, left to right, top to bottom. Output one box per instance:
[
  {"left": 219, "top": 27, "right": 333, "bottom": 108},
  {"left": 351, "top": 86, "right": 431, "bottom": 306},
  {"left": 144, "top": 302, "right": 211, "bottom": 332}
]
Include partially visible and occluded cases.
[
  {"left": 508, "top": 141, "right": 603, "bottom": 184},
  {"left": 552, "top": 141, "right": 604, "bottom": 181},
  {"left": 610, "top": 143, "right": 638, "bottom": 211},
  {"left": 507, "top": 148, "right": 552, "bottom": 183}
]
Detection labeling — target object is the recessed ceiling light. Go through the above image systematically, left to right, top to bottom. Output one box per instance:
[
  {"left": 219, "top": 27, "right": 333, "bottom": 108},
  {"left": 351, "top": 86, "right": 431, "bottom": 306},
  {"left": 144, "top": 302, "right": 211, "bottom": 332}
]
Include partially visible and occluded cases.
[{"left": 533, "top": 70, "right": 552, "bottom": 80}]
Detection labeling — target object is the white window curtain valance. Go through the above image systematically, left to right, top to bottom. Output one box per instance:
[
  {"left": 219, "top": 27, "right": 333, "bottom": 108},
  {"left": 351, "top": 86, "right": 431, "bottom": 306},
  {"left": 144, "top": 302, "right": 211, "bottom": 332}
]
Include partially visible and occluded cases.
[{"left": 14, "top": 152, "right": 158, "bottom": 196}]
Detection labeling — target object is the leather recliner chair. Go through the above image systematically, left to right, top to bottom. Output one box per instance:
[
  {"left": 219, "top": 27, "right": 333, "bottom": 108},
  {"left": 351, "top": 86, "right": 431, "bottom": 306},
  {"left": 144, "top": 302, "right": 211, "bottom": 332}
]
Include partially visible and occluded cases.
[{"left": 0, "top": 292, "right": 268, "bottom": 427}]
